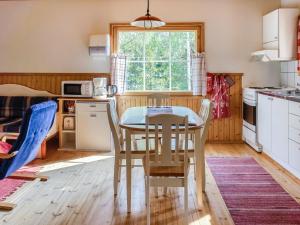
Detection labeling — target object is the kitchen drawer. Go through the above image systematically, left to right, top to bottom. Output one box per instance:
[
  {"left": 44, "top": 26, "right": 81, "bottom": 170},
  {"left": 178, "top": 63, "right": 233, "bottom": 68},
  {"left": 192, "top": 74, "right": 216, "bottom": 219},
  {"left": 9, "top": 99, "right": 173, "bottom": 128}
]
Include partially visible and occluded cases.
[
  {"left": 289, "top": 101, "right": 300, "bottom": 117},
  {"left": 76, "top": 102, "right": 107, "bottom": 112},
  {"left": 289, "top": 114, "right": 300, "bottom": 130},
  {"left": 289, "top": 127, "right": 300, "bottom": 143},
  {"left": 289, "top": 140, "right": 300, "bottom": 172}
]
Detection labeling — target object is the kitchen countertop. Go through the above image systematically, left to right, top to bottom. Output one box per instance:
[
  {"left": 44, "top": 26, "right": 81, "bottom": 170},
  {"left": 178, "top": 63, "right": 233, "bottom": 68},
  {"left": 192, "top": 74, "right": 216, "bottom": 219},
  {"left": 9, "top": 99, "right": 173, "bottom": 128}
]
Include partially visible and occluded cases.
[{"left": 258, "top": 90, "right": 300, "bottom": 103}]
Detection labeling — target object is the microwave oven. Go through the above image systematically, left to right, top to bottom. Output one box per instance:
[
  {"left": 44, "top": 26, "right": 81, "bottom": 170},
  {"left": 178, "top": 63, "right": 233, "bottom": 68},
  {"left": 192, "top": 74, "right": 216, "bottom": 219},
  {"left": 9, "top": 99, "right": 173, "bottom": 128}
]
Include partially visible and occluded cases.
[{"left": 62, "top": 81, "right": 93, "bottom": 97}]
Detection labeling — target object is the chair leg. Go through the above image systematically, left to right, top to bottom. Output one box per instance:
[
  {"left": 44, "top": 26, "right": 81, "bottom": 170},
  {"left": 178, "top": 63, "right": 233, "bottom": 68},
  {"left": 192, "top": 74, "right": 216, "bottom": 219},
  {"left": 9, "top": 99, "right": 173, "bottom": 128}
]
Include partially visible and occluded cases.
[
  {"left": 114, "top": 157, "right": 120, "bottom": 196},
  {"left": 118, "top": 160, "right": 122, "bottom": 182},
  {"left": 194, "top": 163, "right": 196, "bottom": 181},
  {"left": 146, "top": 176, "right": 150, "bottom": 225},
  {"left": 144, "top": 177, "right": 147, "bottom": 206},
  {"left": 184, "top": 179, "right": 189, "bottom": 224},
  {"left": 0, "top": 202, "right": 16, "bottom": 211}
]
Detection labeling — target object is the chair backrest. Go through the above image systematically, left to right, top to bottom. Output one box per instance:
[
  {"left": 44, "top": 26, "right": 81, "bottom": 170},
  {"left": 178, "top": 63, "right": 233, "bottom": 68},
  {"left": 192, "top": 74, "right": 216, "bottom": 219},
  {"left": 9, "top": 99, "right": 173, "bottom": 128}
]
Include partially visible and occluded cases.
[
  {"left": 147, "top": 93, "right": 170, "bottom": 107},
  {"left": 199, "top": 99, "right": 213, "bottom": 147},
  {"left": 199, "top": 99, "right": 211, "bottom": 122},
  {"left": 107, "top": 100, "right": 123, "bottom": 155},
  {"left": 0, "top": 101, "right": 57, "bottom": 179},
  {"left": 145, "top": 114, "right": 189, "bottom": 168}
]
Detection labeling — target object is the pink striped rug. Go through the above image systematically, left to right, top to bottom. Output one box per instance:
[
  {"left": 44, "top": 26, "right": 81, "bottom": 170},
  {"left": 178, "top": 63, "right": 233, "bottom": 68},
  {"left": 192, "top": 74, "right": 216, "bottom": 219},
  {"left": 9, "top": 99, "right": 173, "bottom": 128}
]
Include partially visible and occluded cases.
[
  {"left": 207, "top": 157, "right": 300, "bottom": 225},
  {"left": 0, "top": 165, "right": 40, "bottom": 201}
]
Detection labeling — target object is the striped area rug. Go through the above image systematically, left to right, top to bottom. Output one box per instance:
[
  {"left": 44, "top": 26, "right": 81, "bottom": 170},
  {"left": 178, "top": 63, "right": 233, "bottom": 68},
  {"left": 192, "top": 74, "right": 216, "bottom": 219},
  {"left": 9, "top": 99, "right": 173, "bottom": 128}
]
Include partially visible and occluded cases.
[{"left": 207, "top": 157, "right": 300, "bottom": 225}]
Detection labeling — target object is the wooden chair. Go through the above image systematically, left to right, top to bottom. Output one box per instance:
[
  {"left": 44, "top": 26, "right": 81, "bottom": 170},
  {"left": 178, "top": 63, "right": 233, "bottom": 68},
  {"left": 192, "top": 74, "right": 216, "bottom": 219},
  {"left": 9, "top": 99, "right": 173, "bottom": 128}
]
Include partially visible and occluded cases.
[
  {"left": 147, "top": 93, "right": 170, "bottom": 107},
  {"left": 168, "top": 99, "right": 212, "bottom": 189},
  {"left": 171, "top": 99, "right": 212, "bottom": 154},
  {"left": 195, "top": 99, "right": 212, "bottom": 186},
  {"left": 106, "top": 100, "right": 154, "bottom": 196},
  {"left": 0, "top": 101, "right": 57, "bottom": 210},
  {"left": 144, "top": 114, "right": 190, "bottom": 225}
]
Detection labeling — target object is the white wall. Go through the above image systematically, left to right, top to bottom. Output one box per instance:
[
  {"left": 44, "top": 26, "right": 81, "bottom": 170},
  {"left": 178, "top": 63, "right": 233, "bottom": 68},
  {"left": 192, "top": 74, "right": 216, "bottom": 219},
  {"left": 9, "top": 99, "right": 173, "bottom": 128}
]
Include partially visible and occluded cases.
[
  {"left": 0, "top": 0, "right": 281, "bottom": 87},
  {"left": 281, "top": 0, "right": 300, "bottom": 8}
]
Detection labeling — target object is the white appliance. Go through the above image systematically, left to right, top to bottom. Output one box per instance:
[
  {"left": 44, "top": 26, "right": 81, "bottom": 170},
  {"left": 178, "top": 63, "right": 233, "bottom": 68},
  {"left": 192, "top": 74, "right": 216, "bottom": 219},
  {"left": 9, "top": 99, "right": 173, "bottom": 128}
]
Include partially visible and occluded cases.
[
  {"left": 251, "top": 8, "right": 299, "bottom": 62},
  {"left": 89, "top": 34, "right": 110, "bottom": 57},
  {"left": 93, "top": 77, "right": 108, "bottom": 99},
  {"left": 62, "top": 81, "right": 93, "bottom": 98},
  {"left": 243, "top": 87, "right": 281, "bottom": 152},
  {"left": 75, "top": 101, "right": 111, "bottom": 151}
]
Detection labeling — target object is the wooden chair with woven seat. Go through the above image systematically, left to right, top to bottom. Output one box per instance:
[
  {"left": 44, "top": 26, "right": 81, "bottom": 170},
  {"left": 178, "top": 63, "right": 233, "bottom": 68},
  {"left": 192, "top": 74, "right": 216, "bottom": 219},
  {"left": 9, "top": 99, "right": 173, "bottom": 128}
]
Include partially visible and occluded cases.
[
  {"left": 147, "top": 93, "right": 170, "bottom": 107},
  {"left": 168, "top": 99, "right": 212, "bottom": 189},
  {"left": 106, "top": 100, "right": 155, "bottom": 196},
  {"left": 143, "top": 114, "right": 190, "bottom": 225}
]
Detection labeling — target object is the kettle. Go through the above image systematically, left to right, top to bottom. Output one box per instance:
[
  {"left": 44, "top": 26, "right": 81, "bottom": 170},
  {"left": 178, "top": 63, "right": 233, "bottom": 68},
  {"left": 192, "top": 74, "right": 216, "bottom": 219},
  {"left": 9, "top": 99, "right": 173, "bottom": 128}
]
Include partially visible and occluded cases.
[{"left": 107, "top": 85, "right": 118, "bottom": 97}]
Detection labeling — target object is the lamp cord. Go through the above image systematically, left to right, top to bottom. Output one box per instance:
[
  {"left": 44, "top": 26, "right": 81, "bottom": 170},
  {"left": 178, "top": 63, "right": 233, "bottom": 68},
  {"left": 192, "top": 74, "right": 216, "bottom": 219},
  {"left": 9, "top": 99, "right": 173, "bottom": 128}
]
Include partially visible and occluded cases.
[{"left": 146, "top": 0, "right": 150, "bottom": 16}]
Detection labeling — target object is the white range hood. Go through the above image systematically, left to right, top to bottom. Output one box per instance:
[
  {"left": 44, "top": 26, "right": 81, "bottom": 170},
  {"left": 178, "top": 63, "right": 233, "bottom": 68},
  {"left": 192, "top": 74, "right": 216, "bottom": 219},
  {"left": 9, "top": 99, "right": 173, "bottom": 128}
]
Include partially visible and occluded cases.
[{"left": 251, "top": 50, "right": 279, "bottom": 62}]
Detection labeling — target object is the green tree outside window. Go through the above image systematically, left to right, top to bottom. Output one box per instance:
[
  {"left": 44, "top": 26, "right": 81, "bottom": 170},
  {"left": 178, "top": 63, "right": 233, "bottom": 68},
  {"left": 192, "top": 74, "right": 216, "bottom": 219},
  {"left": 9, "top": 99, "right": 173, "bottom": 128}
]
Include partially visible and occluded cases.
[{"left": 118, "top": 31, "right": 196, "bottom": 91}]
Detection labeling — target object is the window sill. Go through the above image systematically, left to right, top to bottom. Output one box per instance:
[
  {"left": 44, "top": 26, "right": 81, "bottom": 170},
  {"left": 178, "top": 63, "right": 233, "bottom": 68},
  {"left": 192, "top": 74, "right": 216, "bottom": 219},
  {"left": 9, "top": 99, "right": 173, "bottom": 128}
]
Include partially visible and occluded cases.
[{"left": 117, "top": 91, "right": 195, "bottom": 96}]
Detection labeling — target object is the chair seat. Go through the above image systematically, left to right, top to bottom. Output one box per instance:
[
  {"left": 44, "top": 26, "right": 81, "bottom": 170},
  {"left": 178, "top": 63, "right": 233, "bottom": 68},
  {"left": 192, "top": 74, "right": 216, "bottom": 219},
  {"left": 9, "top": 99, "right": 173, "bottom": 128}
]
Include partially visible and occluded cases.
[{"left": 143, "top": 155, "right": 188, "bottom": 177}]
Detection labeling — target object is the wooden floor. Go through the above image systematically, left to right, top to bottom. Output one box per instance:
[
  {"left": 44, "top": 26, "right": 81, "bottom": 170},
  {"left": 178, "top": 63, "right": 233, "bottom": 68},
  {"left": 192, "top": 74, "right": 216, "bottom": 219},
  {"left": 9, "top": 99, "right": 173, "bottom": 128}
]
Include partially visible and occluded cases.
[{"left": 0, "top": 140, "right": 300, "bottom": 225}]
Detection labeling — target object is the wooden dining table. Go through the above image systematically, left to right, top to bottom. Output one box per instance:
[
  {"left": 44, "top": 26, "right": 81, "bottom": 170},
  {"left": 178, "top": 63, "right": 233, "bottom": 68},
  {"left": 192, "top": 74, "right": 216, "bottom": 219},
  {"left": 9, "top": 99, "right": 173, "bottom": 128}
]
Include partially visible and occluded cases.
[{"left": 119, "top": 106, "right": 205, "bottom": 213}]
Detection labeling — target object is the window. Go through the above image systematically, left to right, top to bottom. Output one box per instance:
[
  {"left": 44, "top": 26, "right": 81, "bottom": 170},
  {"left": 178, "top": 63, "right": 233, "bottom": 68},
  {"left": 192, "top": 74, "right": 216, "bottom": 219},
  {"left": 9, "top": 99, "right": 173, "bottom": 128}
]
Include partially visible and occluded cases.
[{"left": 111, "top": 23, "right": 204, "bottom": 92}]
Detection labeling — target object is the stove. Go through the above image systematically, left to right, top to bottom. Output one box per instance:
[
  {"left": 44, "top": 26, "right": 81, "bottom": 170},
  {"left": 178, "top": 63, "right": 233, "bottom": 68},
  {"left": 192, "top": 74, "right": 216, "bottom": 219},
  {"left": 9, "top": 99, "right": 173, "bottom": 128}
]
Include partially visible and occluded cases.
[{"left": 242, "top": 86, "right": 282, "bottom": 152}]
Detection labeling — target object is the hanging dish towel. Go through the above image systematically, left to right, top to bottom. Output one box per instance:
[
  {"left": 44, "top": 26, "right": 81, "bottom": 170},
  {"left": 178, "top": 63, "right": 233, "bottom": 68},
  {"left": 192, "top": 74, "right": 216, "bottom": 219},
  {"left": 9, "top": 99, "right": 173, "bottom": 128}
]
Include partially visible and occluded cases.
[
  {"left": 297, "top": 16, "right": 300, "bottom": 72},
  {"left": 207, "top": 73, "right": 230, "bottom": 119}
]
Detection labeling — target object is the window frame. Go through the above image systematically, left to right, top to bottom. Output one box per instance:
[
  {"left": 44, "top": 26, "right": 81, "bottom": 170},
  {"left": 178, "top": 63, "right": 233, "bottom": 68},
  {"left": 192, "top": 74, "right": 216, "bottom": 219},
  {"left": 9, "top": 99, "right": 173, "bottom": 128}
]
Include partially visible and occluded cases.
[{"left": 110, "top": 22, "right": 205, "bottom": 95}]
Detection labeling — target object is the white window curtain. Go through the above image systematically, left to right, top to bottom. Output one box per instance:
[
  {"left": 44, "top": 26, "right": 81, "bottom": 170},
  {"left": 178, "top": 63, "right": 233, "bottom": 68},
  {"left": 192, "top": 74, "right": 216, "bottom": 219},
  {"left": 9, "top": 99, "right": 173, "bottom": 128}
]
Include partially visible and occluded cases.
[
  {"left": 190, "top": 52, "right": 207, "bottom": 96},
  {"left": 111, "top": 54, "right": 127, "bottom": 94}
]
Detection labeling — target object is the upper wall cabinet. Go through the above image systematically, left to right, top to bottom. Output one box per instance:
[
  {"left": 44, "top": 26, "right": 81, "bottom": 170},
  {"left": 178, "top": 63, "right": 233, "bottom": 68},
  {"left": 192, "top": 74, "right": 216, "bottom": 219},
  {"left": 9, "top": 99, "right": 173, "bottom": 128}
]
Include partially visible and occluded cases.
[
  {"left": 263, "top": 8, "right": 299, "bottom": 60},
  {"left": 263, "top": 10, "right": 279, "bottom": 47}
]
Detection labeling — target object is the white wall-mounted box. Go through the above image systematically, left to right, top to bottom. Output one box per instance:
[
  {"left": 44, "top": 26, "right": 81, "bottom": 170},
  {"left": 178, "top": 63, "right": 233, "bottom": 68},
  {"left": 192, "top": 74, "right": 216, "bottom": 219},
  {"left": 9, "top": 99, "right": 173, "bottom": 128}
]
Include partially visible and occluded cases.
[{"left": 89, "top": 34, "right": 110, "bottom": 57}]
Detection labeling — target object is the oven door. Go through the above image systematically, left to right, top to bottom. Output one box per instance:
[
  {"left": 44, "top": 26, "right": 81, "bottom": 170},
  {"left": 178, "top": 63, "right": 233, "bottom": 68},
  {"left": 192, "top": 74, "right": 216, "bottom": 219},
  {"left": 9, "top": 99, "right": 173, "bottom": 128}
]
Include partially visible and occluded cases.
[{"left": 243, "top": 98, "right": 256, "bottom": 131}]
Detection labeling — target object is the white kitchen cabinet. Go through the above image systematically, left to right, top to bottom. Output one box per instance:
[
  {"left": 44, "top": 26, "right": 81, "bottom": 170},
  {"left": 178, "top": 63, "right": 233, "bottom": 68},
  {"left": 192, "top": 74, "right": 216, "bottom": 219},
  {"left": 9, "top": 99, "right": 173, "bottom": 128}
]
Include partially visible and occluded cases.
[
  {"left": 262, "top": 8, "right": 299, "bottom": 60},
  {"left": 263, "top": 9, "right": 279, "bottom": 48},
  {"left": 257, "top": 94, "right": 272, "bottom": 155},
  {"left": 258, "top": 94, "right": 300, "bottom": 179},
  {"left": 271, "top": 97, "right": 289, "bottom": 163},
  {"left": 76, "top": 101, "right": 111, "bottom": 151},
  {"left": 289, "top": 101, "right": 300, "bottom": 117},
  {"left": 289, "top": 114, "right": 300, "bottom": 130},
  {"left": 289, "top": 140, "right": 300, "bottom": 172}
]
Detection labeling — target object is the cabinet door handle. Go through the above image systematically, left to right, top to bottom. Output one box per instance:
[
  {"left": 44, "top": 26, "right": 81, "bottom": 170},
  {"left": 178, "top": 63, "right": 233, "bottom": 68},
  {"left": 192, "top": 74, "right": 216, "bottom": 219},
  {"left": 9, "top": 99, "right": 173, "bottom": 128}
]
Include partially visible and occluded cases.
[
  {"left": 274, "top": 36, "right": 278, "bottom": 40},
  {"left": 268, "top": 97, "right": 273, "bottom": 101},
  {"left": 89, "top": 105, "right": 96, "bottom": 108},
  {"left": 90, "top": 114, "right": 97, "bottom": 117}
]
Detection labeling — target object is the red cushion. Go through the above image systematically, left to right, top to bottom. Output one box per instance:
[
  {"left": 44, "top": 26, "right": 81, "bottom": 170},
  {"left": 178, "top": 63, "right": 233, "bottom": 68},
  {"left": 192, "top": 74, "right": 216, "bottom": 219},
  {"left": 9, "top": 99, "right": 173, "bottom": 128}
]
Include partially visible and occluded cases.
[{"left": 0, "top": 141, "right": 12, "bottom": 154}]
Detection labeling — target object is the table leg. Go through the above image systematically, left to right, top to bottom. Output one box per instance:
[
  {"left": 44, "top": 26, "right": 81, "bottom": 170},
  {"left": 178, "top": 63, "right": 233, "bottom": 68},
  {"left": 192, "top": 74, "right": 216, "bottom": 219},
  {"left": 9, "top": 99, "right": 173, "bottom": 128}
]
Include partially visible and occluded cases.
[
  {"left": 125, "top": 129, "right": 132, "bottom": 213},
  {"left": 194, "top": 129, "right": 203, "bottom": 210}
]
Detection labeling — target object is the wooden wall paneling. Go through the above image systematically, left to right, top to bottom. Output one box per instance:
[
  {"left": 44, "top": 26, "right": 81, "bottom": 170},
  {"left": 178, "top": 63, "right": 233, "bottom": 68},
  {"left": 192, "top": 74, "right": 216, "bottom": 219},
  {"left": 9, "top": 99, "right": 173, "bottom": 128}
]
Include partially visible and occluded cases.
[
  {"left": 0, "top": 73, "right": 110, "bottom": 95},
  {"left": 0, "top": 73, "right": 242, "bottom": 143}
]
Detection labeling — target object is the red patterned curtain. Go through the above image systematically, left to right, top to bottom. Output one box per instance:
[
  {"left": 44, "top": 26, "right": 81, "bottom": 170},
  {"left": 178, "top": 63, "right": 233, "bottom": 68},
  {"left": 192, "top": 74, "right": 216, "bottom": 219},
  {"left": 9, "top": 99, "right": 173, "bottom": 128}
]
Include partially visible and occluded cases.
[
  {"left": 297, "top": 16, "right": 300, "bottom": 72},
  {"left": 207, "top": 73, "right": 230, "bottom": 119}
]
